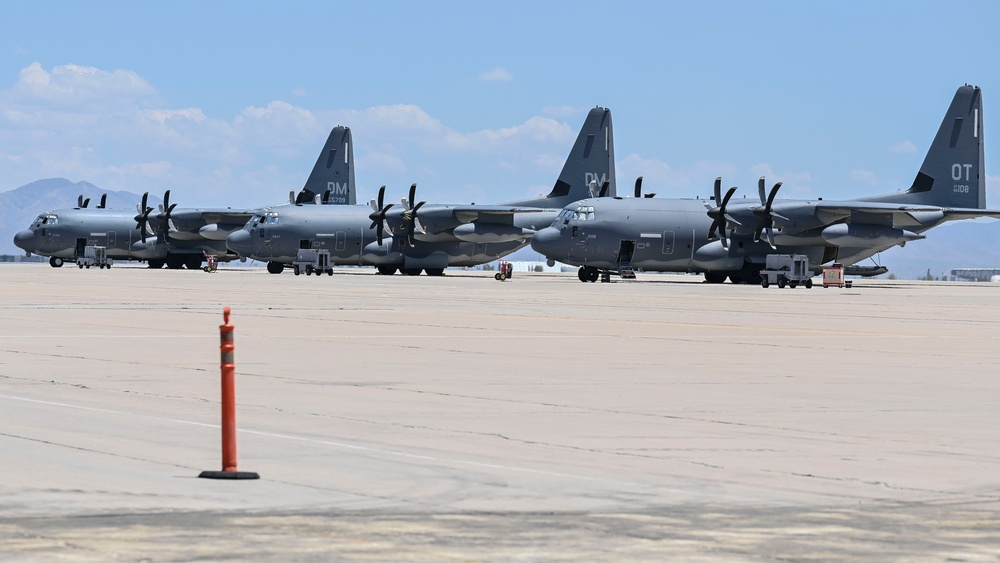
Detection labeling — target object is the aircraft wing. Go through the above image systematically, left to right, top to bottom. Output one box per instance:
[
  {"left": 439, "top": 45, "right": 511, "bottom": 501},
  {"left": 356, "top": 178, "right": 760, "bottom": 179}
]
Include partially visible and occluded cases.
[
  {"left": 448, "top": 205, "right": 549, "bottom": 225},
  {"left": 160, "top": 209, "right": 258, "bottom": 241}
]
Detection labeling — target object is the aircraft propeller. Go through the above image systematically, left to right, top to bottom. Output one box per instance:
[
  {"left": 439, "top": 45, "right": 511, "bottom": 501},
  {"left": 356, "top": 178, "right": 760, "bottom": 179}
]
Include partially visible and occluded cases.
[
  {"left": 633, "top": 176, "right": 656, "bottom": 198},
  {"left": 706, "top": 177, "right": 740, "bottom": 249},
  {"left": 752, "top": 177, "right": 783, "bottom": 249},
  {"left": 598, "top": 180, "right": 611, "bottom": 197},
  {"left": 400, "top": 183, "right": 426, "bottom": 247},
  {"left": 367, "top": 185, "right": 393, "bottom": 246},
  {"left": 155, "top": 190, "right": 178, "bottom": 240},
  {"left": 134, "top": 192, "right": 154, "bottom": 233},
  {"left": 96, "top": 194, "right": 107, "bottom": 209},
  {"left": 77, "top": 195, "right": 91, "bottom": 208}
]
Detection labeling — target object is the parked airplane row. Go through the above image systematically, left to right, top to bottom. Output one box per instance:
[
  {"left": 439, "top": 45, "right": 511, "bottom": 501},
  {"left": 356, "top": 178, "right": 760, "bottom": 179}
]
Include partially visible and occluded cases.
[{"left": 13, "top": 85, "right": 999, "bottom": 282}]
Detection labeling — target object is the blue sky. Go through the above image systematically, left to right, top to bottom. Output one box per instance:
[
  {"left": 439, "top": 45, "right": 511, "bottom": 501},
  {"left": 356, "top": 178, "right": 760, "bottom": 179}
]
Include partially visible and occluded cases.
[{"left": 1, "top": 1, "right": 998, "bottom": 210}]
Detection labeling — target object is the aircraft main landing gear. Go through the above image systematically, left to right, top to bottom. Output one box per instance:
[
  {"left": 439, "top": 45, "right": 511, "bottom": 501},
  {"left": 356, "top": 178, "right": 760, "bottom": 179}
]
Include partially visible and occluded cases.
[
  {"left": 49, "top": 256, "right": 64, "bottom": 268},
  {"left": 267, "top": 261, "right": 284, "bottom": 274},
  {"left": 577, "top": 266, "right": 599, "bottom": 283}
]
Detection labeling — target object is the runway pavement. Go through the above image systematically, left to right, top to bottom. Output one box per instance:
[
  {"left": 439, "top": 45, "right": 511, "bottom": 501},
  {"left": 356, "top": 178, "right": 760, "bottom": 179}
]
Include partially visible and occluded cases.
[{"left": 1, "top": 264, "right": 998, "bottom": 561}]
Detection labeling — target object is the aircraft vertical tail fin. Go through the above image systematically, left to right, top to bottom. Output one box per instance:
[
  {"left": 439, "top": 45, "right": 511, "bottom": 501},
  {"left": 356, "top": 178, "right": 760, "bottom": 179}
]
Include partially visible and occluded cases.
[
  {"left": 898, "top": 85, "right": 985, "bottom": 209},
  {"left": 544, "top": 107, "right": 616, "bottom": 204},
  {"left": 295, "top": 125, "right": 357, "bottom": 205}
]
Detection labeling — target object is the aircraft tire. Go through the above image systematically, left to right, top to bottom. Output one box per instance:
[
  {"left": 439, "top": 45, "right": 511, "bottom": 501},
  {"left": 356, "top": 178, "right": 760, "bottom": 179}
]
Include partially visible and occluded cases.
[
  {"left": 166, "top": 254, "right": 185, "bottom": 269},
  {"left": 185, "top": 255, "right": 203, "bottom": 270},
  {"left": 49, "top": 257, "right": 64, "bottom": 268},
  {"left": 147, "top": 259, "right": 165, "bottom": 269},
  {"left": 266, "top": 261, "right": 285, "bottom": 275},
  {"left": 377, "top": 266, "right": 397, "bottom": 275},
  {"left": 577, "top": 267, "right": 588, "bottom": 282},
  {"left": 401, "top": 268, "right": 422, "bottom": 276},
  {"left": 425, "top": 268, "right": 445, "bottom": 276},
  {"left": 704, "top": 272, "right": 727, "bottom": 284}
]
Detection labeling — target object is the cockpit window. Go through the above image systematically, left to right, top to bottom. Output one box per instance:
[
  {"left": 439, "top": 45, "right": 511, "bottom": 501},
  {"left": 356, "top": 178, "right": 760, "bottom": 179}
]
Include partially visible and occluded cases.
[
  {"left": 569, "top": 206, "right": 595, "bottom": 221},
  {"left": 41, "top": 214, "right": 58, "bottom": 225}
]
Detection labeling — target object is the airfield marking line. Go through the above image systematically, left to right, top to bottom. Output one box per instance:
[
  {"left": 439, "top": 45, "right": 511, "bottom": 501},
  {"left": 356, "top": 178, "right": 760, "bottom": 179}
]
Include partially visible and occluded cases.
[{"left": 0, "top": 393, "right": 742, "bottom": 501}]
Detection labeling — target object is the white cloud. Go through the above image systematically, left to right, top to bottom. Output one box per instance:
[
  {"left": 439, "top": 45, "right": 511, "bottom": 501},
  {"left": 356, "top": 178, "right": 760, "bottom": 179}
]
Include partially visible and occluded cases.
[
  {"left": 0, "top": 62, "right": 590, "bottom": 207},
  {"left": 478, "top": 67, "right": 513, "bottom": 82},
  {"left": 889, "top": 140, "right": 918, "bottom": 154},
  {"left": 849, "top": 169, "right": 879, "bottom": 186}
]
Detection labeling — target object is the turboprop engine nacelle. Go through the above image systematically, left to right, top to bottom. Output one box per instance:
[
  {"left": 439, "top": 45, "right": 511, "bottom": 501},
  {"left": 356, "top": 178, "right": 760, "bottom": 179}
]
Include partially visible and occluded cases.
[
  {"left": 452, "top": 223, "right": 534, "bottom": 243},
  {"left": 820, "top": 223, "right": 924, "bottom": 247},
  {"left": 130, "top": 237, "right": 169, "bottom": 259}
]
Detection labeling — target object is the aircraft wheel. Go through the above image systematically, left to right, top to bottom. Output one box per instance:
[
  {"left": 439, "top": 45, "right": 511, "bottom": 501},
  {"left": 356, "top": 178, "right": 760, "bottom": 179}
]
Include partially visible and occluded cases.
[
  {"left": 166, "top": 254, "right": 185, "bottom": 269},
  {"left": 185, "top": 255, "right": 203, "bottom": 270},
  {"left": 50, "top": 257, "right": 64, "bottom": 268},
  {"left": 147, "top": 259, "right": 165, "bottom": 269},
  {"left": 266, "top": 261, "right": 284, "bottom": 274},
  {"left": 377, "top": 266, "right": 397, "bottom": 275},
  {"left": 577, "top": 267, "right": 589, "bottom": 282},
  {"left": 401, "top": 268, "right": 422, "bottom": 276},
  {"left": 425, "top": 268, "right": 445, "bottom": 276},
  {"left": 588, "top": 268, "right": 599, "bottom": 282},
  {"left": 704, "top": 272, "right": 727, "bottom": 284},
  {"left": 728, "top": 275, "right": 744, "bottom": 284},
  {"left": 778, "top": 278, "right": 787, "bottom": 289},
  {"left": 805, "top": 279, "right": 813, "bottom": 289}
]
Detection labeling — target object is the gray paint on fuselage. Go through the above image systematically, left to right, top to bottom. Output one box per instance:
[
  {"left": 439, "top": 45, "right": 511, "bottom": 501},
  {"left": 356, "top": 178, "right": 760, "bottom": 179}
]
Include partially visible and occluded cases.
[
  {"left": 231, "top": 203, "right": 523, "bottom": 267},
  {"left": 14, "top": 208, "right": 145, "bottom": 259}
]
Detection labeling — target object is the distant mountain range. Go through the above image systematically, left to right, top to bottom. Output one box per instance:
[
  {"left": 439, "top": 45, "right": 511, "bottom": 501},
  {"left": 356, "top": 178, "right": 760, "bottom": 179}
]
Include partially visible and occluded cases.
[{"left": 3, "top": 178, "right": 1000, "bottom": 279}]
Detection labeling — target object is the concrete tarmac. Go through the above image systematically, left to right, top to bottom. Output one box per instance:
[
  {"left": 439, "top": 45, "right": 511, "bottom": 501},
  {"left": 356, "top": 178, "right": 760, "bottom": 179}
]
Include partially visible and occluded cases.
[{"left": 1, "top": 264, "right": 998, "bottom": 561}]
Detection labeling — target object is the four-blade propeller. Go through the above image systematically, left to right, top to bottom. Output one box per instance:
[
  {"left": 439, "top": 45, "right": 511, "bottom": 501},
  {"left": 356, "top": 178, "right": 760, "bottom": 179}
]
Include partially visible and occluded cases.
[
  {"left": 705, "top": 177, "right": 740, "bottom": 249},
  {"left": 752, "top": 177, "right": 783, "bottom": 249},
  {"left": 367, "top": 185, "right": 393, "bottom": 246}
]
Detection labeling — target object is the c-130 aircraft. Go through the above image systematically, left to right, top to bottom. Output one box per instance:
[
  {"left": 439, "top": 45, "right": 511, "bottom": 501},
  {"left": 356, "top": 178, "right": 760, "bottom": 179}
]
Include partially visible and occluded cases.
[
  {"left": 532, "top": 85, "right": 1000, "bottom": 283},
  {"left": 226, "top": 107, "right": 617, "bottom": 275},
  {"left": 12, "top": 126, "right": 357, "bottom": 268}
]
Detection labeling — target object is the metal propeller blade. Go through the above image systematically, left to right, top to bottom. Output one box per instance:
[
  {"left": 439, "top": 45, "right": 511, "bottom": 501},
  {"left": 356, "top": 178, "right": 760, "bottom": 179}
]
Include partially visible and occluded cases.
[
  {"left": 634, "top": 176, "right": 643, "bottom": 198},
  {"left": 705, "top": 176, "right": 741, "bottom": 248},
  {"left": 752, "top": 177, "right": 782, "bottom": 249},
  {"left": 598, "top": 180, "right": 610, "bottom": 198},
  {"left": 366, "top": 186, "right": 392, "bottom": 245},
  {"left": 155, "top": 190, "right": 177, "bottom": 241},
  {"left": 134, "top": 192, "right": 153, "bottom": 231},
  {"left": 97, "top": 194, "right": 107, "bottom": 209},
  {"left": 405, "top": 201, "right": 426, "bottom": 246}
]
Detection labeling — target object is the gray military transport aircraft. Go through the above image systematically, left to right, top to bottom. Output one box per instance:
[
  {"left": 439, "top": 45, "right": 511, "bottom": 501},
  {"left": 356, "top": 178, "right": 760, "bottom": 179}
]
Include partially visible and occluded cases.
[
  {"left": 532, "top": 85, "right": 999, "bottom": 283},
  {"left": 226, "top": 107, "right": 617, "bottom": 275},
  {"left": 13, "top": 126, "right": 356, "bottom": 269}
]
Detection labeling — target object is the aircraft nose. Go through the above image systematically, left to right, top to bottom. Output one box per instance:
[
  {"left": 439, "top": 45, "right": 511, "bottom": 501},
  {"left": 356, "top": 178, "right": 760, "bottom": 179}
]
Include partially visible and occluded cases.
[
  {"left": 530, "top": 226, "right": 562, "bottom": 257},
  {"left": 226, "top": 229, "right": 254, "bottom": 257},
  {"left": 13, "top": 230, "right": 35, "bottom": 252}
]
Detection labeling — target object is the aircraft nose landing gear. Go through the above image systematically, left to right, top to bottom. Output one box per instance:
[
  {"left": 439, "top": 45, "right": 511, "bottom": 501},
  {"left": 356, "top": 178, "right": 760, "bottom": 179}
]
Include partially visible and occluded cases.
[{"left": 577, "top": 266, "right": 599, "bottom": 283}]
